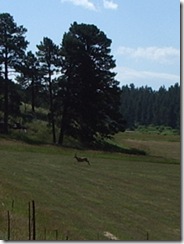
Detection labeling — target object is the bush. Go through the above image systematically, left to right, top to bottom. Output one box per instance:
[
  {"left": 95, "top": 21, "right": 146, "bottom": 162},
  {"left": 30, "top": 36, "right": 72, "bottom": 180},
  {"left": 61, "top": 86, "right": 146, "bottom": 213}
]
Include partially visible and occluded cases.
[
  {"left": 10, "top": 120, "right": 53, "bottom": 144},
  {"left": 136, "top": 125, "right": 179, "bottom": 135}
]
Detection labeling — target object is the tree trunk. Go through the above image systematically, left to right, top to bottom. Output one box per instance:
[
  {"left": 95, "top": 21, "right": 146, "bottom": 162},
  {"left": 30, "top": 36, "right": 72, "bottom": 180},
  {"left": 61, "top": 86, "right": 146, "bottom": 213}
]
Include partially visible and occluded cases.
[
  {"left": 4, "top": 49, "right": 9, "bottom": 134},
  {"left": 48, "top": 70, "right": 56, "bottom": 144},
  {"left": 31, "top": 77, "right": 35, "bottom": 113},
  {"left": 58, "top": 104, "right": 68, "bottom": 145}
]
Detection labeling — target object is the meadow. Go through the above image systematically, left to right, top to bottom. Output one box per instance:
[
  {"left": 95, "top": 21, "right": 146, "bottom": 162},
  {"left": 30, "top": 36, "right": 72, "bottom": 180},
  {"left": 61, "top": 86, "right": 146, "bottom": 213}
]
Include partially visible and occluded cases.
[{"left": 0, "top": 131, "right": 180, "bottom": 240}]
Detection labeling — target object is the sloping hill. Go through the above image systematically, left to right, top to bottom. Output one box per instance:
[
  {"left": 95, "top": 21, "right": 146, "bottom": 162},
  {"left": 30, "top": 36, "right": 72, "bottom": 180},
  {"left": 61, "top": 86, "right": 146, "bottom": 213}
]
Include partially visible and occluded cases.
[{"left": 0, "top": 133, "right": 180, "bottom": 240}]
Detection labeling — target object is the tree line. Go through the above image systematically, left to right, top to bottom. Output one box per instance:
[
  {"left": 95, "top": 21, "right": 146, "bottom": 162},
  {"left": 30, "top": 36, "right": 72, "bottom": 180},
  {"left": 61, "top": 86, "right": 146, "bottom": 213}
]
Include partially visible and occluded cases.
[
  {"left": 0, "top": 13, "right": 125, "bottom": 145},
  {"left": 120, "top": 83, "right": 180, "bottom": 130}
]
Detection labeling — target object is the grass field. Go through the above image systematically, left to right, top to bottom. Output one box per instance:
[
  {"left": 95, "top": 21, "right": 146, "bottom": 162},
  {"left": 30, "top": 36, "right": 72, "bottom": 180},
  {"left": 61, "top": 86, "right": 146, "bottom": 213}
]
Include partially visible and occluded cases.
[{"left": 0, "top": 131, "right": 180, "bottom": 240}]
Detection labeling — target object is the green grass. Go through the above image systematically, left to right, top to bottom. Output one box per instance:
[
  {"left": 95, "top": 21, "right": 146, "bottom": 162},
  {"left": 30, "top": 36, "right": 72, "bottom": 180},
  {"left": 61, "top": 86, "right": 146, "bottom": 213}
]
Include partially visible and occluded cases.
[
  {"left": 136, "top": 125, "right": 180, "bottom": 136},
  {"left": 0, "top": 132, "right": 180, "bottom": 240},
  {"left": 112, "top": 132, "right": 180, "bottom": 161}
]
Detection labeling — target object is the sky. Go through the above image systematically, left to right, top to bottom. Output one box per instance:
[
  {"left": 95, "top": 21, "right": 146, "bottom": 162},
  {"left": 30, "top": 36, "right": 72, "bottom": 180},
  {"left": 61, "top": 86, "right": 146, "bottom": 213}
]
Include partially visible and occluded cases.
[{"left": 0, "top": 0, "right": 180, "bottom": 90}]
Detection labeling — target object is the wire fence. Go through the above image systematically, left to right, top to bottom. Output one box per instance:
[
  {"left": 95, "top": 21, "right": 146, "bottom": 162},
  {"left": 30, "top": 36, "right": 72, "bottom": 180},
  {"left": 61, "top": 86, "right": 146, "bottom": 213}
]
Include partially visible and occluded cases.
[
  {"left": 1, "top": 199, "right": 150, "bottom": 241},
  {"left": 1, "top": 200, "right": 71, "bottom": 241}
]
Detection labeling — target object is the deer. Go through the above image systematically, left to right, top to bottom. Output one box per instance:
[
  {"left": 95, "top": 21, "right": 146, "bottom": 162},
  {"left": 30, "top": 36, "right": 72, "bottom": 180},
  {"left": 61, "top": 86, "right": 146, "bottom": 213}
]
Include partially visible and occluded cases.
[{"left": 74, "top": 153, "right": 90, "bottom": 166}]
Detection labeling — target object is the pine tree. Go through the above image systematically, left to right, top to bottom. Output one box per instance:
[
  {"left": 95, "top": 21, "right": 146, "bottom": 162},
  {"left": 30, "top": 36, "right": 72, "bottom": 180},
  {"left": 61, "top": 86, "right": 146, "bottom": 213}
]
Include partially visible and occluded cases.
[
  {"left": 0, "top": 13, "right": 28, "bottom": 133},
  {"left": 58, "top": 22, "right": 124, "bottom": 145},
  {"left": 36, "top": 37, "right": 60, "bottom": 143},
  {"left": 16, "top": 51, "right": 42, "bottom": 113}
]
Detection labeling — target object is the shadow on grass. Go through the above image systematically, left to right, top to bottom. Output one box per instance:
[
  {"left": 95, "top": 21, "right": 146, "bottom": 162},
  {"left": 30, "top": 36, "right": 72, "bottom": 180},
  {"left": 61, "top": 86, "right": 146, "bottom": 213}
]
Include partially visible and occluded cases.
[
  {"left": 6, "top": 132, "right": 146, "bottom": 156},
  {"left": 9, "top": 132, "right": 45, "bottom": 145},
  {"left": 61, "top": 136, "right": 146, "bottom": 155},
  {"left": 88, "top": 141, "right": 147, "bottom": 156}
]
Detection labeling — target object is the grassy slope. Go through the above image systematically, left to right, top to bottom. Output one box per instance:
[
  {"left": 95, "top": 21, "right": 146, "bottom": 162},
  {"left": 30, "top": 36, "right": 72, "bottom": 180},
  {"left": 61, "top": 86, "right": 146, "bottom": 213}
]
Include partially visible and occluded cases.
[
  {"left": 0, "top": 132, "right": 180, "bottom": 240},
  {"left": 113, "top": 132, "right": 180, "bottom": 161}
]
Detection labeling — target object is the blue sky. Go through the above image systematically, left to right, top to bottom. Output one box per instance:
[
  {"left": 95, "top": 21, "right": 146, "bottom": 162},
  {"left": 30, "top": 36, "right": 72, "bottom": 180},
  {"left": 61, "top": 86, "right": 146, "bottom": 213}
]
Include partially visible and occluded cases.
[{"left": 0, "top": 0, "right": 180, "bottom": 90}]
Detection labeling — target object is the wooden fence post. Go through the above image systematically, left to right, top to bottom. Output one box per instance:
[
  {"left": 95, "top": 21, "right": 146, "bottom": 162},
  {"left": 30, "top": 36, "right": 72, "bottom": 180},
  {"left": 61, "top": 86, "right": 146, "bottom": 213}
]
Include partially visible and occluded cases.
[
  {"left": 32, "top": 200, "right": 36, "bottom": 240},
  {"left": 28, "top": 201, "right": 31, "bottom": 240},
  {"left": 7, "top": 210, "right": 10, "bottom": 240}
]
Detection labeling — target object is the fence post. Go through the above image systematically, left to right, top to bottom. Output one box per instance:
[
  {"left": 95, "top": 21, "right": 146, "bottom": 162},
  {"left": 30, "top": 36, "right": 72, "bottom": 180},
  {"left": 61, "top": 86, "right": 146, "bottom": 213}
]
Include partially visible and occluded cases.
[
  {"left": 32, "top": 200, "right": 36, "bottom": 240},
  {"left": 28, "top": 201, "right": 31, "bottom": 240},
  {"left": 7, "top": 210, "right": 10, "bottom": 240},
  {"left": 55, "top": 229, "right": 58, "bottom": 240},
  {"left": 66, "top": 230, "right": 69, "bottom": 240}
]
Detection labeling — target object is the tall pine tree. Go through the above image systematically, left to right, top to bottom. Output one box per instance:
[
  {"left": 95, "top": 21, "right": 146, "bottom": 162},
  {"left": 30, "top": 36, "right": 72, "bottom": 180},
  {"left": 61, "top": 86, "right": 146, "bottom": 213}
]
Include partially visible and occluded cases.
[
  {"left": 0, "top": 13, "right": 28, "bottom": 133},
  {"left": 58, "top": 22, "right": 124, "bottom": 145},
  {"left": 36, "top": 37, "right": 60, "bottom": 143}
]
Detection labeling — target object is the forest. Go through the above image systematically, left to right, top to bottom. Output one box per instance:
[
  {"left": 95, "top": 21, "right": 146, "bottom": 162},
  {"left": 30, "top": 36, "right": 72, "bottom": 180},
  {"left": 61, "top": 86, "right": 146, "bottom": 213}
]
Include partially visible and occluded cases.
[
  {"left": 0, "top": 13, "right": 180, "bottom": 147},
  {"left": 120, "top": 83, "right": 180, "bottom": 131}
]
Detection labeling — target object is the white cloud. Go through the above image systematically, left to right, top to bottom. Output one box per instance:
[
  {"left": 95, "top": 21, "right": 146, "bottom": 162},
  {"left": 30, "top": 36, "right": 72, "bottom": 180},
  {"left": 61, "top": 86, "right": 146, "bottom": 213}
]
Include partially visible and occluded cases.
[
  {"left": 61, "top": 0, "right": 97, "bottom": 11},
  {"left": 61, "top": 0, "right": 119, "bottom": 11},
  {"left": 103, "top": 0, "right": 118, "bottom": 10},
  {"left": 117, "top": 46, "right": 180, "bottom": 63},
  {"left": 115, "top": 66, "right": 180, "bottom": 89}
]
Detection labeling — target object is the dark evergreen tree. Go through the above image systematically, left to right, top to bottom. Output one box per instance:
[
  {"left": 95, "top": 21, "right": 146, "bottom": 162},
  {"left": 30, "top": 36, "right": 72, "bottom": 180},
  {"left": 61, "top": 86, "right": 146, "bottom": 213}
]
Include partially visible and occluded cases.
[
  {"left": 0, "top": 13, "right": 28, "bottom": 133},
  {"left": 58, "top": 22, "right": 125, "bottom": 145},
  {"left": 36, "top": 37, "right": 60, "bottom": 143},
  {"left": 16, "top": 51, "right": 42, "bottom": 113},
  {"left": 8, "top": 82, "right": 22, "bottom": 119},
  {"left": 167, "top": 83, "right": 180, "bottom": 129}
]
